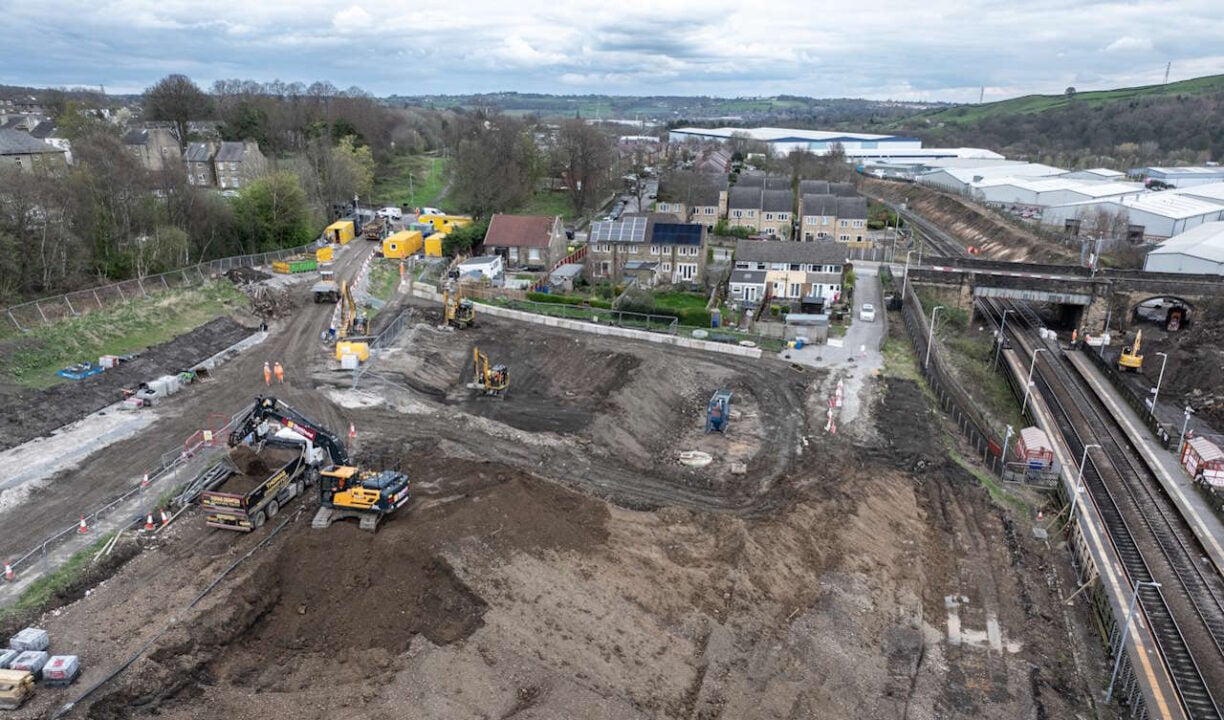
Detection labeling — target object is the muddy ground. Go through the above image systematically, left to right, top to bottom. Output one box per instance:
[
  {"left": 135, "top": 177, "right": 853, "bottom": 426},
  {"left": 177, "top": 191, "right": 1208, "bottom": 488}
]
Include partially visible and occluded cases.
[
  {"left": 0, "top": 299, "right": 1114, "bottom": 720},
  {"left": 0, "top": 317, "right": 256, "bottom": 452}
]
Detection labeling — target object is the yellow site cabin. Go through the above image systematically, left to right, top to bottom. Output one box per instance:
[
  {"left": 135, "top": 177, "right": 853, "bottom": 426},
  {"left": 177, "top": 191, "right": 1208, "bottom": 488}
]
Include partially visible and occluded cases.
[
  {"left": 324, "top": 220, "right": 355, "bottom": 245},
  {"left": 382, "top": 230, "right": 423, "bottom": 260},
  {"left": 424, "top": 233, "right": 445, "bottom": 257}
]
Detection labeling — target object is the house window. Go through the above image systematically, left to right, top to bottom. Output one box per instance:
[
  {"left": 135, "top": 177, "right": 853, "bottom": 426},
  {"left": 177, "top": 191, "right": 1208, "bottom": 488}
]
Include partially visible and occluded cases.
[
  {"left": 704, "top": 207, "right": 714, "bottom": 215},
  {"left": 732, "top": 210, "right": 743, "bottom": 218},
  {"left": 747, "top": 210, "right": 755, "bottom": 218},
  {"left": 765, "top": 213, "right": 774, "bottom": 221},
  {"left": 822, "top": 217, "right": 830, "bottom": 225},
  {"left": 853, "top": 220, "right": 864, "bottom": 228},
  {"left": 765, "top": 227, "right": 776, "bottom": 235},
  {"left": 804, "top": 232, "right": 813, "bottom": 241},
  {"left": 839, "top": 234, "right": 849, "bottom": 242},
  {"left": 627, "top": 244, "right": 640, "bottom": 254},
  {"left": 650, "top": 245, "right": 660, "bottom": 255},
  {"left": 509, "top": 248, "right": 519, "bottom": 262},
  {"left": 528, "top": 248, "right": 541, "bottom": 262},
  {"left": 600, "top": 261, "right": 610, "bottom": 275},
  {"left": 661, "top": 262, "right": 671, "bottom": 272},
  {"left": 677, "top": 263, "right": 697, "bottom": 281},
  {"left": 789, "top": 264, "right": 800, "bottom": 271},
  {"left": 789, "top": 283, "right": 801, "bottom": 297},
  {"left": 731, "top": 286, "right": 743, "bottom": 297}
]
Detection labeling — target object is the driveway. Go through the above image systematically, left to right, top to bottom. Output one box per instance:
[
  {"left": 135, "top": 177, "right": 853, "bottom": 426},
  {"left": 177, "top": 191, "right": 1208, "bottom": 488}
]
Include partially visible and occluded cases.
[{"left": 777, "top": 263, "right": 886, "bottom": 424}]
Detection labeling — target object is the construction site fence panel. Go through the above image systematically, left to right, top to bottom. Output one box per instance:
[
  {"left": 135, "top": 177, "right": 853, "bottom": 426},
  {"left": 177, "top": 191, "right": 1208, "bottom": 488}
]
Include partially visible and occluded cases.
[{"left": 1, "top": 243, "right": 317, "bottom": 334}]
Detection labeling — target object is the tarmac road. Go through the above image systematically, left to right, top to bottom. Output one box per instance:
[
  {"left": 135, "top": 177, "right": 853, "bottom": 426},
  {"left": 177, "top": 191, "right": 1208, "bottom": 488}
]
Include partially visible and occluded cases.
[{"left": 0, "top": 241, "right": 377, "bottom": 563}]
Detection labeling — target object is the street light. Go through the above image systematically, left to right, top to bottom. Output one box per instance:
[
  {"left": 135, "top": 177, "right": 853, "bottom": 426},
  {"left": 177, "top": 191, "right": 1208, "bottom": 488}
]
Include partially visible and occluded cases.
[
  {"left": 901, "top": 250, "right": 915, "bottom": 298},
  {"left": 924, "top": 305, "right": 944, "bottom": 369},
  {"left": 992, "top": 309, "right": 1012, "bottom": 371},
  {"left": 1021, "top": 348, "right": 1048, "bottom": 416},
  {"left": 1150, "top": 352, "right": 1168, "bottom": 417},
  {"left": 1179, "top": 406, "right": 1194, "bottom": 456},
  {"left": 999, "top": 425, "right": 1015, "bottom": 476},
  {"left": 1069, "top": 443, "right": 1101, "bottom": 521},
  {"left": 1106, "top": 580, "right": 1162, "bottom": 702}
]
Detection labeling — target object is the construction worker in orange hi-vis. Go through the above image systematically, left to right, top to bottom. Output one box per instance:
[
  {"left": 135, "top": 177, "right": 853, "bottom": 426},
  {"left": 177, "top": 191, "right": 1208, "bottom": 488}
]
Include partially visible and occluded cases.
[
  {"left": 263, "top": 361, "right": 272, "bottom": 386},
  {"left": 274, "top": 361, "right": 285, "bottom": 384}
]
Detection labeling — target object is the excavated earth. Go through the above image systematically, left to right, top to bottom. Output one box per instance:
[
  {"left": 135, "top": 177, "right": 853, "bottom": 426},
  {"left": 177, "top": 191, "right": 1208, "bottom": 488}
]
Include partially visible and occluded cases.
[{"left": 4, "top": 306, "right": 1108, "bottom": 720}]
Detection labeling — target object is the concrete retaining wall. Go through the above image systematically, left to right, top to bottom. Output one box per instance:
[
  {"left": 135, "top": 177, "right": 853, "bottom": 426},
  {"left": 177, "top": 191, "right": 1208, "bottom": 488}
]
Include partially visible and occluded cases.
[{"left": 412, "top": 284, "right": 762, "bottom": 359}]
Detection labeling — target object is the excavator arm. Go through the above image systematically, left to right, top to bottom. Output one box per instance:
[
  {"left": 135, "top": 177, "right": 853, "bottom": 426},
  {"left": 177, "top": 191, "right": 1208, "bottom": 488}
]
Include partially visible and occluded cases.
[{"left": 228, "top": 396, "right": 351, "bottom": 465}]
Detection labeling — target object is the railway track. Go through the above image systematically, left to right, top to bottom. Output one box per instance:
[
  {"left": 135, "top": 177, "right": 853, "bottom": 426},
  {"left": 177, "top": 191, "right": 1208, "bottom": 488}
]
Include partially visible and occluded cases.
[{"left": 983, "top": 297, "right": 1224, "bottom": 719}]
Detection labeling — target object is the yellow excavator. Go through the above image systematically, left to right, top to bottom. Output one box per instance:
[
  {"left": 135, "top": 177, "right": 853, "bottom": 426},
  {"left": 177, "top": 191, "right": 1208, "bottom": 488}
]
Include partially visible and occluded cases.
[
  {"left": 337, "top": 280, "right": 367, "bottom": 338},
  {"left": 443, "top": 289, "right": 476, "bottom": 329},
  {"left": 1118, "top": 329, "right": 1144, "bottom": 372},
  {"left": 468, "top": 346, "right": 508, "bottom": 397}
]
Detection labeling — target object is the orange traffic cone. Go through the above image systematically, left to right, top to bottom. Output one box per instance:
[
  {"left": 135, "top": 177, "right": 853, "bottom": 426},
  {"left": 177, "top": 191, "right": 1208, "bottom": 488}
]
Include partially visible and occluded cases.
[
  {"left": 349, "top": 422, "right": 356, "bottom": 440},
  {"left": 141, "top": 472, "right": 150, "bottom": 489},
  {"left": 160, "top": 508, "right": 170, "bottom": 525},
  {"left": 1037, "top": 510, "right": 1044, "bottom": 521},
  {"left": 145, "top": 512, "right": 156, "bottom": 531},
  {"left": 78, "top": 515, "right": 88, "bottom": 534},
  {"left": 3, "top": 561, "right": 14, "bottom": 582}
]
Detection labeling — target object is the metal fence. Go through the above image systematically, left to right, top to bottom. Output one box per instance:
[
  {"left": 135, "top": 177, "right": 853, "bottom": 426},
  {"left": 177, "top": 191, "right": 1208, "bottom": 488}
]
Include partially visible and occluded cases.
[
  {"left": 1, "top": 244, "right": 316, "bottom": 334},
  {"left": 901, "top": 283, "right": 1008, "bottom": 475},
  {"left": 351, "top": 308, "right": 415, "bottom": 389},
  {"left": 7, "top": 404, "right": 250, "bottom": 580}
]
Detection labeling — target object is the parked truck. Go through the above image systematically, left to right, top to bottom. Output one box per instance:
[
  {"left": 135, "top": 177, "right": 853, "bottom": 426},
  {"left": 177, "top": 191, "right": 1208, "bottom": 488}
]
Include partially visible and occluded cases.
[{"left": 200, "top": 432, "right": 325, "bottom": 531}]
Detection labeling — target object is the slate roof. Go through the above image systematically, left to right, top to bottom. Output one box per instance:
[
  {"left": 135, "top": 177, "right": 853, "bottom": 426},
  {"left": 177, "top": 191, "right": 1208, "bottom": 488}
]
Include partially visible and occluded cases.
[
  {"left": 28, "top": 121, "right": 55, "bottom": 139},
  {"left": 0, "top": 127, "right": 63, "bottom": 155},
  {"left": 215, "top": 141, "right": 248, "bottom": 162},
  {"left": 184, "top": 142, "right": 214, "bottom": 162},
  {"left": 799, "top": 180, "right": 829, "bottom": 195},
  {"left": 829, "top": 182, "right": 857, "bottom": 197},
  {"left": 728, "top": 186, "right": 762, "bottom": 210},
  {"left": 760, "top": 189, "right": 793, "bottom": 213},
  {"left": 801, "top": 194, "right": 838, "bottom": 217},
  {"left": 836, "top": 197, "right": 869, "bottom": 220},
  {"left": 485, "top": 214, "right": 557, "bottom": 248},
  {"left": 735, "top": 239, "right": 846, "bottom": 265},
  {"left": 730, "top": 269, "right": 767, "bottom": 284}
]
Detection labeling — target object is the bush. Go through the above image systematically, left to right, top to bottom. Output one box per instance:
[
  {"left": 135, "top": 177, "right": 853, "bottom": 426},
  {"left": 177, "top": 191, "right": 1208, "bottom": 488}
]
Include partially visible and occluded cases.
[{"left": 675, "top": 308, "right": 712, "bottom": 327}]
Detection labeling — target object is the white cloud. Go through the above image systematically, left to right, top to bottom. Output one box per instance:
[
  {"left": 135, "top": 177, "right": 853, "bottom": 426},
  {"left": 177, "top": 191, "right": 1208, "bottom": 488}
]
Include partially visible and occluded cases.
[
  {"left": 332, "top": 5, "right": 373, "bottom": 33},
  {"left": 1104, "top": 35, "right": 1154, "bottom": 52}
]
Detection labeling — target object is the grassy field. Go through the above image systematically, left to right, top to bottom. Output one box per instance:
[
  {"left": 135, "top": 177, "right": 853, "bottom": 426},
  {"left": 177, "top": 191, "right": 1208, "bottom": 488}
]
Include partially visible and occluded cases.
[
  {"left": 905, "top": 73, "right": 1224, "bottom": 126},
  {"left": 372, "top": 154, "right": 449, "bottom": 209},
  {"left": 519, "top": 189, "right": 578, "bottom": 221},
  {"left": 366, "top": 260, "right": 401, "bottom": 305},
  {"left": 0, "top": 282, "right": 247, "bottom": 389},
  {"left": 651, "top": 291, "right": 708, "bottom": 312},
  {"left": 0, "top": 534, "right": 113, "bottom": 621}
]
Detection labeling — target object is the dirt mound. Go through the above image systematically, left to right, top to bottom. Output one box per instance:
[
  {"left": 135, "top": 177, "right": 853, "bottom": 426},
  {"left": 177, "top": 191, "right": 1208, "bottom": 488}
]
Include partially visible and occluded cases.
[
  {"left": 223, "top": 266, "right": 271, "bottom": 285},
  {"left": 245, "top": 285, "right": 297, "bottom": 319},
  {"left": 1126, "top": 301, "right": 1224, "bottom": 429},
  {"left": 0, "top": 316, "right": 254, "bottom": 452},
  {"left": 874, "top": 379, "right": 940, "bottom": 471}
]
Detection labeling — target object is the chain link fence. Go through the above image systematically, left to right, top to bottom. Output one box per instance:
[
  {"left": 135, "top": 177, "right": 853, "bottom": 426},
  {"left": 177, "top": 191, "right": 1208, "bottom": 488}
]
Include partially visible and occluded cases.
[{"left": 1, "top": 244, "right": 317, "bottom": 334}]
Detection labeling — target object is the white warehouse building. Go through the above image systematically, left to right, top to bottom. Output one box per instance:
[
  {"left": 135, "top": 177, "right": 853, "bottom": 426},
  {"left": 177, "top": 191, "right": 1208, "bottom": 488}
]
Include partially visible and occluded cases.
[
  {"left": 667, "top": 127, "right": 921, "bottom": 157},
  {"left": 918, "top": 162, "right": 1067, "bottom": 195},
  {"left": 1129, "top": 166, "right": 1224, "bottom": 188},
  {"left": 974, "top": 177, "right": 1146, "bottom": 209},
  {"left": 1042, "top": 193, "right": 1224, "bottom": 240},
  {"left": 1144, "top": 222, "right": 1224, "bottom": 275}
]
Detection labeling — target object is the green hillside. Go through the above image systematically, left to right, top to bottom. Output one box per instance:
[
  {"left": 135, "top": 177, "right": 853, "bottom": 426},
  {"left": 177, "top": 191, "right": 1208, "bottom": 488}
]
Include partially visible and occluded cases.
[{"left": 903, "top": 74, "right": 1224, "bottom": 127}]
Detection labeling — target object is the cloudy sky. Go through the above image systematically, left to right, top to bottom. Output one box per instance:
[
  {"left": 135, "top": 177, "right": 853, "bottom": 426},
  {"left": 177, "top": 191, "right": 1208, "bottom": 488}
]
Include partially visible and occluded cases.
[{"left": 3, "top": 0, "right": 1222, "bottom": 102}]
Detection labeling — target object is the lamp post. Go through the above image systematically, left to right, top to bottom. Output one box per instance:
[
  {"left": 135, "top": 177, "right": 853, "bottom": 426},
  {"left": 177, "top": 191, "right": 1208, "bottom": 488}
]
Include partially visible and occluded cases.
[
  {"left": 901, "top": 250, "right": 915, "bottom": 298},
  {"left": 924, "top": 305, "right": 944, "bottom": 369},
  {"left": 992, "top": 309, "right": 1012, "bottom": 371},
  {"left": 1021, "top": 348, "right": 1048, "bottom": 417},
  {"left": 1150, "top": 352, "right": 1168, "bottom": 418},
  {"left": 1179, "top": 406, "right": 1194, "bottom": 456},
  {"left": 1000, "top": 425, "right": 1015, "bottom": 476},
  {"left": 1069, "top": 443, "right": 1101, "bottom": 521},
  {"left": 1106, "top": 580, "right": 1162, "bottom": 702}
]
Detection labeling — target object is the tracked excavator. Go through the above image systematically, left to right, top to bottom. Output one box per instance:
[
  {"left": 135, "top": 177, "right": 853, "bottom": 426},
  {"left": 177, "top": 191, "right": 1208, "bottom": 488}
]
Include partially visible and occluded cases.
[
  {"left": 337, "top": 280, "right": 368, "bottom": 338},
  {"left": 443, "top": 288, "right": 476, "bottom": 329},
  {"left": 1118, "top": 329, "right": 1144, "bottom": 372},
  {"left": 467, "top": 346, "right": 508, "bottom": 397},
  {"left": 228, "top": 397, "right": 410, "bottom": 531}
]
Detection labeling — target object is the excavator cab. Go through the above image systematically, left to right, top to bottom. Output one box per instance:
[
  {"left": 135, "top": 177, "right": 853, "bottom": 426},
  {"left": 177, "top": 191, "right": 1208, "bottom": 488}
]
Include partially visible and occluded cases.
[
  {"left": 443, "top": 290, "right": 476, "bottom": 329},
  {"left": 1118, "top": 329, "right": 1143, "bottom": 372},
  {"left": 468, "top": 346, "right": 509, "bottom": 397},
  {"left": 315, "top": 465, "right": 411, "bottom": 531}
]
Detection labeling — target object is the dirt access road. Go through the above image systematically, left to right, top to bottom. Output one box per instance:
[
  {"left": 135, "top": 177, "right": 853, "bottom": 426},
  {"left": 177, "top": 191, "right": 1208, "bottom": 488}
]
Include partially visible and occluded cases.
[
  {"left": 0, "top": 240, "right": 380, "bottom": 563},
  {"left": 2, "top": 305, "right": 1110, "bottom": 720}
]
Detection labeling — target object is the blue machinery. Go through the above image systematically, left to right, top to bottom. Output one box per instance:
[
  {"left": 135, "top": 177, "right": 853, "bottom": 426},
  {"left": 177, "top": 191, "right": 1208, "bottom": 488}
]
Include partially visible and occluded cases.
[{"left": 706, "top": 390, "right": 733, "bottom": 433}]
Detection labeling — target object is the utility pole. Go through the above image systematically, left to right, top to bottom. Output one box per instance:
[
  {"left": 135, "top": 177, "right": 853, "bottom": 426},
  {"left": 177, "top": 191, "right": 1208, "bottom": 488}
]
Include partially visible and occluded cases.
[
  {"left": 1164, "top": 61, "right": 1171, "bottom": 85},
  {"left": 979, "top": 86, "right": 984, "bottom": 104},
  {"left": 1106, "top": 581, "right": 1162, "bottom": 702}
]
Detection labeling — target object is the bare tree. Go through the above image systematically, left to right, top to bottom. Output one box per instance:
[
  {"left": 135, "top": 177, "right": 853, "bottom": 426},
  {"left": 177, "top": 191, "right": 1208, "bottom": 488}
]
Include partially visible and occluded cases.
[
  {"left": 144, "top": 74, "right": 214, "bottom": 151},
  {"left": 555, "top": 119, "right": 615, "bottom": 215}
]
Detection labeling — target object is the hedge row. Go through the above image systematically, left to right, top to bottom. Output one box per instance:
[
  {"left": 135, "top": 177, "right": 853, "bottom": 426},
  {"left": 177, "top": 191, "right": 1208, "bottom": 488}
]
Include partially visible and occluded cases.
[{"left": 525, "top": 291, "right": 612, "bottom": 309}]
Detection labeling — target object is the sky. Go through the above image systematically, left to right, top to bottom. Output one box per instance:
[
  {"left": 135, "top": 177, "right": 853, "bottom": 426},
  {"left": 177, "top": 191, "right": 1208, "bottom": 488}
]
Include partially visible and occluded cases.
[{"left": 2, "top": 0, "right": 1223, "bottom": 103}]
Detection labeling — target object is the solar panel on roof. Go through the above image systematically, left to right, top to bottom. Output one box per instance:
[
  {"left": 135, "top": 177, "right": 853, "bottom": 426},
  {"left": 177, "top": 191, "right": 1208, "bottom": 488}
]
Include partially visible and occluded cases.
[
  {"left": 591, "top": 216, "right": 647, "bottom": 243},
  {"left": 652, "top": 223, "right": 702, "bottom": 245}
]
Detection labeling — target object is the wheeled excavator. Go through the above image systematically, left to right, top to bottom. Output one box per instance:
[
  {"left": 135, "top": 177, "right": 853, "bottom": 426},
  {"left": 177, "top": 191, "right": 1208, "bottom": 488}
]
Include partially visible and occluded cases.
[
  {"left": 443, "top": 289, "right": 476, "bottom": 329},
  {"left": 1118, "top": 329, "right": 1144, "bottom": 372},
  {"left": 467, "top": 346, "right": 508, "bottom": 397},
  {"left": 228, "top": 397, "right": 411, "bottom": 531}
]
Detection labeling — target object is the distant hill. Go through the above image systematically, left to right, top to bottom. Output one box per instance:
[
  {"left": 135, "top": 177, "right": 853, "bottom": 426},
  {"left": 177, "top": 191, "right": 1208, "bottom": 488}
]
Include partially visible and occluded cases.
[{"left": 890, "top": 74, "right": 1224, "bottom": 166}]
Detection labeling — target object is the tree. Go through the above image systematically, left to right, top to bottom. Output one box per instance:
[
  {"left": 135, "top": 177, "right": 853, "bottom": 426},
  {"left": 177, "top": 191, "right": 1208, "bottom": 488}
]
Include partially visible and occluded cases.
[
  {"left": 144, "top": 74, "right": 213, "bottom": 151},
  {"left": 1065, "top": 87, "right": 1077, "bottom": 98},
  {"left": 449, "top": 113, "right": 538, "bottom": 218},
  {"left": 555, "top": 119, "right": 614, "bottom": 215},
  {"left": 332, "top": 135, "right": 375, "bottom": 200},
  {"left": 232, "top": 171, "right": 316, "bottom": 253},
  {"left": 442, "top": 219, "right": 489, "bottom": 257}
]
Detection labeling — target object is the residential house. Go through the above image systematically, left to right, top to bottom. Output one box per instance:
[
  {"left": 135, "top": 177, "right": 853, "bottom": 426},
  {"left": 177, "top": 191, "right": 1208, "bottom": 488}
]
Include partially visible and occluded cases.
[
  {"left": 27, "top": 120, "right": 72, "bottom": 164},
  {"left": 0, "top": 127, "right": 67, "bottom": 172},
  {"left": 123, "top": 127, "right": 182, "bottom": 173},
  {"left": 214, "top": 141, "right": 267, "bottom": 190},
  {"left": 184, "top": 142, "right": 217, "bottom": 186},
  {"left": 694, "top": 147, "right": 732, "bottom": 174},
  {"left": 655, "top": 174, "right": 727, "bottom": 227},
  {"left": 737, "top": 175, "right": 791, "bottom": 191},
  {"left": 799, "top": 179, "right": 857, "bottom": 198},
  {"left": 829, "top": 182, "right": 857, "bottom": 197},
  {"left": 727, "top": 186, "right": 762, "bottom": 231},
  {"left": 759, "top": 189, "right": 794, "bottom": 238},
  {"left": 799, "top": 194, "right": 838, "bottom": 241},
  {"left": 834, "top": 197, "right": 869, "bottom": 244},
  {"left": 483, "top": 214, "right": 567, "bottom": 270},
  {"left": 586, "top": 214, "right": 707, "bottom": 285},
  {"left": 731, "top": 239, "right": 845, "bottom": 306}
]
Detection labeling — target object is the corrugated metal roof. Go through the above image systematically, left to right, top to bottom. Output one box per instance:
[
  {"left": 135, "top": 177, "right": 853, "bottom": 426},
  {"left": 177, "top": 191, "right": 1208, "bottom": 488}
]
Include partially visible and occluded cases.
[
  {"left": 1170, "top": 182, "right": 1224, "bottom": 204},
  {"left": 1122, "top": 193, "right": 1224, "bottom": 219},
  {"left": 1148, "top": 222, "right": 1224, "bottom": 262},
  {"left": 1187, "top": 436, "right": 1224, "bottom": 463}
]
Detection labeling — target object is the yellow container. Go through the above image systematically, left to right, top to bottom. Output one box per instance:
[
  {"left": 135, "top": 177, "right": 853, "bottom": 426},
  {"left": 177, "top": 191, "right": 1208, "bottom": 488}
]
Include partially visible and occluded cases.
[
  {"left": 325, "top": 220, "right": 355, "bottom": 245},
  {"left": 382, "top": 230, "right": 423, "bottom": 260},
  {"left": 424, "top": 233, "right": 444, "bottom": 257},
  {"left": 316, "top": 246, "right": 334, "bottom": 263},
  {"left": 272, "top": 260, "right": 290, "bottom": 274},
  {"left": 335, "top": 341, "right": 370, "bottom": 362}
]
